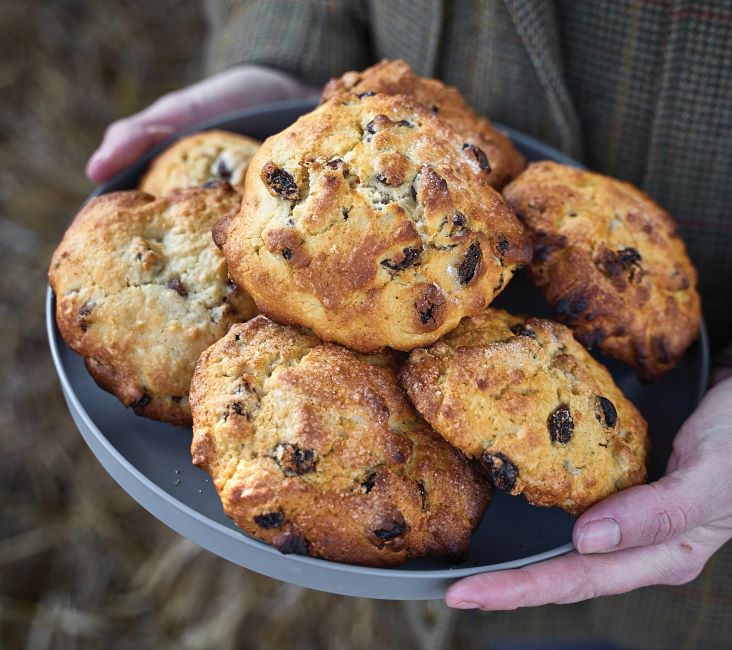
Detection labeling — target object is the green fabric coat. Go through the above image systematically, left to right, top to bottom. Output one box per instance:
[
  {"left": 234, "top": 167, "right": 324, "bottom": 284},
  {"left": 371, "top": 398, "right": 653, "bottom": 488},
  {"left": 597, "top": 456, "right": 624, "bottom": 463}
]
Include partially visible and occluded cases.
[
  {"left": 206, "top": 0, "right": 732, "bottom": 353},
  {"left": 205, "top": 2, "right": 732, "bottom": 646}
]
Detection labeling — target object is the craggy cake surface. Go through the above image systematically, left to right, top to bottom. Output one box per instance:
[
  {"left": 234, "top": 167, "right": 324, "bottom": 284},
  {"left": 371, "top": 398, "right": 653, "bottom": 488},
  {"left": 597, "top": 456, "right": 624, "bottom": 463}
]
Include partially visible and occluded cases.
[
  {"left": 321, "top": 59, "right": 526, "bottom": 189},
  {"left": 216, "top": 93, "right": 532, "bottom": 352},
  {"left": 139, "top": 129, "right": 260, "bottom": 196},
  {"left": 503, "top": 161, "right": 701, "bottom": 380},
  {"left": 49, "top": 185, "right": 257, "bottom": 425},
  {"left": 400, "top": 309, "right": 649, "bottom": 515},
  {"left": 190, "top": 316, "right": 490, "bottom": 567}
]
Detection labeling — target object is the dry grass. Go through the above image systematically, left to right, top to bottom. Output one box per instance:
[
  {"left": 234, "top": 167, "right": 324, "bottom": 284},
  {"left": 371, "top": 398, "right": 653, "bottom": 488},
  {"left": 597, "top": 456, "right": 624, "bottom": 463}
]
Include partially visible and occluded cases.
[{"left": 0, "top": 2, "right": 459, "bottom": 648}]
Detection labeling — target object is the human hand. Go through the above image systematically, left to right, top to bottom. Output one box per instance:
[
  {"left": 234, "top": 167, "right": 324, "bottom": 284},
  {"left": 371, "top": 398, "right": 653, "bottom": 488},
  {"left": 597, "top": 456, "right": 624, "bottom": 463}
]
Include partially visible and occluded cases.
[
  {"left": 86, "top": 64, "right": 319, "bottom": 183},
  {"left": 446, "top": 373, "right": 732, "bottom": 610}
]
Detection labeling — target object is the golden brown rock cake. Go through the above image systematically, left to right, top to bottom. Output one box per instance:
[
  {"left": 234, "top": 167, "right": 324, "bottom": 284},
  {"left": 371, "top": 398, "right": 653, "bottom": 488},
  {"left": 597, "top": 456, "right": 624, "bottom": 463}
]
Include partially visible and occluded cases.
[
  {"left": 322, "top": 59, "right": 526, "bottom": 189},
  {"left": 215, "top": 92, "right": 532, "bottom": 352},
  {"left": 139, "top": 129, "right": 260, "bottom": 195},
  {"left": 503, "top": 161, "right": 701, "bottom": 380},
  {"left": 49, "top": 185, "right": 257, "bottom": 425},
  {"left": 400, "top": 308, "right": 649, "bottom": 515},
  {"left": 190, "top": 316, "right": 490, "bottom": 567}
]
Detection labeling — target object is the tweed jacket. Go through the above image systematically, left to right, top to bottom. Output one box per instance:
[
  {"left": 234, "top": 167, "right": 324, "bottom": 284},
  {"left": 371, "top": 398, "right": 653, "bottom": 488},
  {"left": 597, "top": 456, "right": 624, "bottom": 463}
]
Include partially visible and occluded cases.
[
  {"left": 205, "top": 0, "right": 732, "bottom": 354},
  {"left": 204, "top": 6, "right": 732, "bottom": 644}
]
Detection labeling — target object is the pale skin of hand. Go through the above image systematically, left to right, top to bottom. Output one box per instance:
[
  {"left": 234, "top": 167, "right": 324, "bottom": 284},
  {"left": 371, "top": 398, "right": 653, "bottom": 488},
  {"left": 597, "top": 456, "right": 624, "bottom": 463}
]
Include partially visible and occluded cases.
[
  {"left": 86, "top": 64, "right": 319, "bottom": 184},
  {"left": 446, "top": 370, "right": 732, "bottom": 610}
]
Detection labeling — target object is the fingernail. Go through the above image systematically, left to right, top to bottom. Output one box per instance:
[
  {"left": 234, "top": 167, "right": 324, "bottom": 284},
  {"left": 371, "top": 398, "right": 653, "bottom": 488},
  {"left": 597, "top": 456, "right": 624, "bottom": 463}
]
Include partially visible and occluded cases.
[
  {"left": 577, "top": 518, "right": 621, "bottom": 553},
  {"left": 450, "top": 600, "right": 481, "bottom": 609}
]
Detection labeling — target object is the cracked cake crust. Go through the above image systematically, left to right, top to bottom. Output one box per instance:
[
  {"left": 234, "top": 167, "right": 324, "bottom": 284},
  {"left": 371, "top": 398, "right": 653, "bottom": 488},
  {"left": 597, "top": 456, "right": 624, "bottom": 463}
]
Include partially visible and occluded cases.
[
  {"left": 321, "top": 59, "right": 526, "bottom": 189},
  {"left": 216, "top": 93, "right": 532, "bottom": 352},
  {"left": 139, "top": 129, "right": 260, "bottom": 196},
  {"left": 503, "top": 161, "right": 701, "bottom": 380},
  {"left": 48, "top": 185, "right": 257, "bottom": 425},
  {"left": 400, "top": 308, "right": 649, "bottom": 515},
  {"left": 190, "top": 316, "right": 490, "bottom": 567}
]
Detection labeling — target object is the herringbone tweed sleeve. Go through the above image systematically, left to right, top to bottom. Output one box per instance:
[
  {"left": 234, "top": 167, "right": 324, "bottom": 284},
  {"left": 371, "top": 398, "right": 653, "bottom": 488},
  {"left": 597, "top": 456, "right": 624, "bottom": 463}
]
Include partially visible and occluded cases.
[{"left": 203, "top": 0, "right": 372, "bottom": 85}]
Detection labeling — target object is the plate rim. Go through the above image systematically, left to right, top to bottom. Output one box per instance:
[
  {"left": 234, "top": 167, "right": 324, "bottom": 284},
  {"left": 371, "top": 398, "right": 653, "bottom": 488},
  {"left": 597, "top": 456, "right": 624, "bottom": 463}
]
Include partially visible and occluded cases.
[{"left": 46, "top": 98, "right": 710, "bottom": 596}]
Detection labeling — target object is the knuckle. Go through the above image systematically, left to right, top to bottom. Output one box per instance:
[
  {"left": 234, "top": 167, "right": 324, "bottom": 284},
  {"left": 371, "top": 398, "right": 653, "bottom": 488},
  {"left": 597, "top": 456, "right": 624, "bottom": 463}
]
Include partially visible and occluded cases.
[
  {"left": 158, "top": 88, "right": 184, "bottom": 104},
  {"left": 153, "top": 89, "right": 189, "bottom": 116},
  {"left": 105, "top": 117, "right": 130, "bottom": 138},
  {"left": 649, "top": 505, "right": 688, "bottom": 544},
  {"left": 556, "top": 561, "right": 601, "bottom": 604},
  {"left": 578, "top": 566, "right": 605, "bottom": 601},
  {"left": 514, "top": 567, "right": 548, "bottom": 606},
  {"left": 558, "top": 584, "right": 600, "bottom": 604}
]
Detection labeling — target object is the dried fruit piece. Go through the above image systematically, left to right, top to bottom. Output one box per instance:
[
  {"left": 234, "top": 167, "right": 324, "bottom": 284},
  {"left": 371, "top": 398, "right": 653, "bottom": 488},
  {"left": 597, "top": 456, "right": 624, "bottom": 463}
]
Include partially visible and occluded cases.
[
  {"left": 365, "top": 114, "right": 393, "bottom": 137},
  {"left": 463, "top": 143, "right": 491, "bottom": 172},
  {"left": 215, "top": 158, "right": 232, "bottom": 181},
  {"left": 261, "top": 161, "right": 299, "bottom": 200},
  {"left": 533, "top": 232, "right": 568, "bottom": 263},
  {"left": 457, "top": 241, "right": 482, "bottom": 284},
  {"left": 596, "top": 246, "right": 643, "bottom": 282},
  {"left": 381, "top": 247, "right": 421, "bottom": 272},
  {"left": 618, "top": 247, "right": 642, "bottom": 267},
  {"left": 494, "top": 272, "right": 505, "bottom": 292},
  {"left": 167, "top": 277, "right": 187, "bottom": 297},
  {"left": 414, "top": 284, "right": 445, "bottom": 326},
  {"left": 555, "top": 295, "right": 588, "bottom": 323},
  {"left": 78, "top": 302, "right": 93, "bottom": 331},
  {"left": 418, "top": 303, "right": 435, "bottom": 324},
  {"left": 510, "top": 323, "right": 537, "bottom": 339},
  {"left": 130, "top": 393, "right": 151, "bottom": 409},
  {"left": 596, "top": 396, "right": 618, "bottom": 428},
  {"left": 222, "top": 401, "right": 246, "bottom": 422},
  {"left": 548, "top": 404, "right": 574, "bottom": 444},
  {"left": 275, "top": 443, "right": 317, "bottom": 476},
  {"left": 480, "top": 452, "right": 518, "bottom": 491},
  {"left": 361, "top": 472, "right": 377, "bottom": 493},
  {"left": 417, "top": 481, "right": 428, "bottom": 510},
  {"left": 254, "top": 511, "right": 285, "bottom": 529},
  {"left": 374, "top": 513, "right": 408, "bottom": 541},
  {"left": 374, "top": 522, "right": 407, "bottom": 540},
  {"left": 275, "top": 531, "right": 310, "bottom": 555}
]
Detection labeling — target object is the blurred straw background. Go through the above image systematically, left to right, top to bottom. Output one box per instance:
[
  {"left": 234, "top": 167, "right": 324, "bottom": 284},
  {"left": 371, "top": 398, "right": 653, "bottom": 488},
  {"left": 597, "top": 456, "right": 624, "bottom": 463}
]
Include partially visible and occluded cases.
[{"left": 0, "top": 2, "right": 452, "bottom": 647}]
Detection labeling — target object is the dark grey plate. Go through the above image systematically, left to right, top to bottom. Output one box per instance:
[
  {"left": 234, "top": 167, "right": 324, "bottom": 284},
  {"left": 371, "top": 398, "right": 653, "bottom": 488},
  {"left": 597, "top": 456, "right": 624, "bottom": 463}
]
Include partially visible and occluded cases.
[{"left": 46, "top": 99, "right": 709, "bottom": 600}]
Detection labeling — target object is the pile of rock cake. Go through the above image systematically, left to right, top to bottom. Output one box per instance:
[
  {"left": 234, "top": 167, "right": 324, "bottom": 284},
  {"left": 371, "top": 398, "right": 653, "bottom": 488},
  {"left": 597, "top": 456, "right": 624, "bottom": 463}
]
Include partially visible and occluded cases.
[{"left": 50, "top": 60, "right": 701, "bottom": 567}]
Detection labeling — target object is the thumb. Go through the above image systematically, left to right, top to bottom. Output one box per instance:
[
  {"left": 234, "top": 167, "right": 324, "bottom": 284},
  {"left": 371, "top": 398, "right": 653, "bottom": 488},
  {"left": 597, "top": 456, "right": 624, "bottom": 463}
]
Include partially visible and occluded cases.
[{"left": 572, "top": 471, "right": 705, "bottom": 554}]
